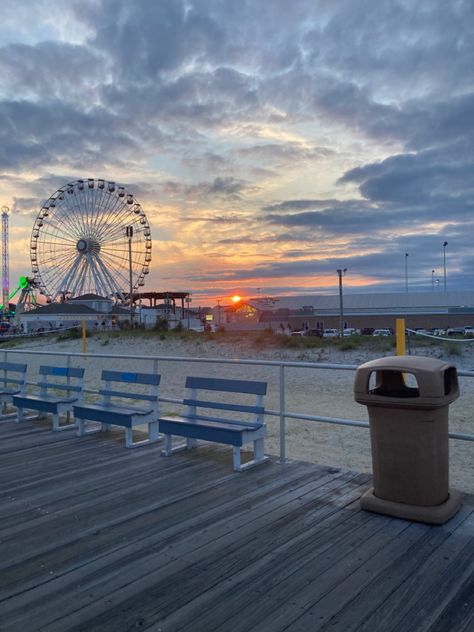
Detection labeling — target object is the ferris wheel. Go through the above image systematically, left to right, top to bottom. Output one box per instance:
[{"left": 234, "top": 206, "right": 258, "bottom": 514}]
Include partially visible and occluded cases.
[{"left": 30, "top": 178, "right": 152, "bottom": 303}]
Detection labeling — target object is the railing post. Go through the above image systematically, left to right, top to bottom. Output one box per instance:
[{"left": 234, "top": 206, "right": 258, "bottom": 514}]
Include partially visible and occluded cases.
[
  {"left": 396, "top": 318, "right": 406, "bottom": 356},
  {"left": 279, "top": 364, "right": 286, "bottom": 463}
]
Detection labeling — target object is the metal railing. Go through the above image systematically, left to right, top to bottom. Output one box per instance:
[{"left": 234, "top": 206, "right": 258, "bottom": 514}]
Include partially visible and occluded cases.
[{"left": 2, "top": 346, "right": 474, "bottom": 464}]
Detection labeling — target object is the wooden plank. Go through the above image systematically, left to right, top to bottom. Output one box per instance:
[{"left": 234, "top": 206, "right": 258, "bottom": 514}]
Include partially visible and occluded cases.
[{"left": 0, "top": 417, "right": 473, "bottom": 632}]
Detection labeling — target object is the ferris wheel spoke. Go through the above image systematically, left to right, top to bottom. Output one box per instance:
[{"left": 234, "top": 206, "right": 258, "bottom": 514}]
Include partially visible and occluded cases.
[
  {"left": 94, "top": 191, "right": 126, "bottom": 239},
  {"left": 54, "top": 193, "right": 89, "bottom": 238},
  {"left": 96, "top": 194, "right": 142, "bottom": 238},
  {"left": 97, "top": 208, "right": 128, "bottom": 242},
  {"left": 100, "top": 220, "right": 144, "bottom": 243},
  {"left": 100, "top": 247, "right": 147, "bottom": 272},
  {"left": 98, "top": 249, "right": 133, "bottom": 280},
  {"left": 49, "top": 254, "right": 84, "bottom": 302},
  {"left": 93, "top": 255, "right": 128, "bottom": 298},
  {"left": 67, "top": 258, "right": 88, "bottom": 297}
]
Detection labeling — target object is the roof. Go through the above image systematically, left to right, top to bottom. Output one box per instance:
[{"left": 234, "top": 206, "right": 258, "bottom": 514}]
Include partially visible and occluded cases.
[
  {"left": 247, "top": 290, "right": 474, "bottom": 314},
  {"left": 69, "top": 294, "right": 111, "bottom": 302},
  {"left": 23, "top": 304, "right": 98, "bottom": 315}
]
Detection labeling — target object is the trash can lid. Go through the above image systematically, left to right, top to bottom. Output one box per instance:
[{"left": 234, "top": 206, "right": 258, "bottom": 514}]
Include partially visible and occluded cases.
[{"left": 353, "top": 355, "right": 459, "bottom": 407}]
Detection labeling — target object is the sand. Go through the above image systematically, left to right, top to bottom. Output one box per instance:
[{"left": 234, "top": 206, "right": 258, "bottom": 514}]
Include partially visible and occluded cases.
[{"left": 4, "top": 332, "right": 474, "bottom": 493}]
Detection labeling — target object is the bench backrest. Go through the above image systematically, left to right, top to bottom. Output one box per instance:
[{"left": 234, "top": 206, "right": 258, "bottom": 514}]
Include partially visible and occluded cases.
[
  {"left": 0, "top": 361, "right": 27, "bottom": 391},
  {"left": 38, "top": 365, "right": 85, "bottom": 396},
  {"left": 99, "top": 370, "right": 161, "bottom": 404},
  {"left": 183, "top": 376, "right": 267, "bottom": 428}
]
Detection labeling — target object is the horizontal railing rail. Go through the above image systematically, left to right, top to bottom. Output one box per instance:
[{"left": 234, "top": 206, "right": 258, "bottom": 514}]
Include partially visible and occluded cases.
[{"left": 2, "top": 347, "right": 474, "bottom": 464}]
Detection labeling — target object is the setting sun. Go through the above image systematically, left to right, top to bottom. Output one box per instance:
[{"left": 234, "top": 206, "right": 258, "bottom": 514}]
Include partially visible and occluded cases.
[{"left": 231, "top": 295, "right": 242, "bottom": 303}]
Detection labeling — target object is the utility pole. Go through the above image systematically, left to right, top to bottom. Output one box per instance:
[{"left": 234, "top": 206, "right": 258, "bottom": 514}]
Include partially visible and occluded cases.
[
  {"left": 1, "top": 206, "right": 9, "bottom": 316},
  {"left": 126, "top": 226, "right": 134, "bottom": 326},
  {"left": 443, "top": 241, "right": 448, "bottom": 292},
  {"left": 405, "top": 253, "right": 409, "bottom": 292},
  {"left": 337, "top": 268, "right": 347, "bottom": 337}
]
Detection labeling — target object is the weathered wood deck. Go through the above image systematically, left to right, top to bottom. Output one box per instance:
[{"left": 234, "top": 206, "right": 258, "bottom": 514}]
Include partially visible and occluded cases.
[{"left": 1, "top": 417, "right": 473, "bottom": 632}]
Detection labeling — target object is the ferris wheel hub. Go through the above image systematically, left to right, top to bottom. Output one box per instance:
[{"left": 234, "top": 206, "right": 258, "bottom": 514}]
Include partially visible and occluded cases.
[{"left": 76, "top": 238, "right": 100, "bottom": 255}]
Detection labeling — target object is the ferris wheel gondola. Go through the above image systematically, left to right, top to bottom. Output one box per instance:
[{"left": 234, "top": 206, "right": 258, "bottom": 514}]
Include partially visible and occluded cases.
[{"left": 30, "top": 178, "right": 152, "bottom": 303}]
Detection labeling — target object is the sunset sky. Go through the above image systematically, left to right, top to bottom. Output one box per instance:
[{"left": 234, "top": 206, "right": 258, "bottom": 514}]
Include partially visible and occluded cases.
[{"left": 0, "top": 0, "right": 473, "bottom": 305}]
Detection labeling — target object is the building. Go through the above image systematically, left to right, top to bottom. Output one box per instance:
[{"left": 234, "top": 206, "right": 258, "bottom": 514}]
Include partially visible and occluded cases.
[
  {"left": 221, "top": 291, "right": 474, "bottom": 332},
  {"left": 19, "top": 294, "right": 130, "bottom": 333}
]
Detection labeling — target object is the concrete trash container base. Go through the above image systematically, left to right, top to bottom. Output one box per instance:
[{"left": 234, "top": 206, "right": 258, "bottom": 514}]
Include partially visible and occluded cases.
[
  {"left": 354, "top": 355, "right": 462, "bottom": 525},
  {"left": 360, "top": 487, "right": 462, "bottom": 525}
]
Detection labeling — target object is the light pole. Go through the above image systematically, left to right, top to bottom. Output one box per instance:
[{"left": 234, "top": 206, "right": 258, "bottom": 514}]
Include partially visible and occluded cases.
[
  {"left": 126, "top": 226, "right": 134, "bottom": 326},
  {"left": 443, "top": 241, "right": 448, "bottom": 292},
  {"left": 405, "top": 253, "right": 409, "bottom": 292},
  {"left": 337, "top": 268, "right": 347, "bottom": 337},
  {"left": 431, "top": 269, "right": 435, "bottom": 291},
  {"left": 185, "top": 295, "right": 191, "bottom": 330},
  {"left": 217, "top": 299, "right": 221, "bottom": 328}
]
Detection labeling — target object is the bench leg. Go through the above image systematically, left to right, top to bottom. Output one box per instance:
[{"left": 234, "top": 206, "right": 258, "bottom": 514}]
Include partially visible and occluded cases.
[
  {"left": 16, "top": 407, "right": 24, "bottom": 423},
  {"left": 52, "top": 411, "right": 76, "bottom": 432},
  {"left": 76, "top": 418, "right": 85, "bottom": 437},
  {"left": 149, "top": 421, "right": 160, "bottom": 442},
  {"left": 125, "top": 427, "right": 133, "bottom": 448},
  {"left": 162, "top": 433, "right": 173, "bottom": 456},
  {"left": 161, "top": 434, "right": 191, "bottom": 457},
  {"left": 254, "top": 438, "right": 265, "bottom": 462},
  {"left": 234, "top": 439, "right": 269, "bottom": 472},
  {"left": 232, "top": 446, "right": 242, "bottom": 471}
]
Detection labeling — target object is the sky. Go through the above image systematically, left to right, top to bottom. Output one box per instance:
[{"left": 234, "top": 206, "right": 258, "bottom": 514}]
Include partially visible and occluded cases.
[{"left": 0, "top": 0, "right": 473, "bottom": 305}]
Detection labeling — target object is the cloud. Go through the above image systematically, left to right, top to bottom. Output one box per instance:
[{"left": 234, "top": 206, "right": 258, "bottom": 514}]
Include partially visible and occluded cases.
[{"left": 0, "top": 0, "right": 473, "bottom": 299}]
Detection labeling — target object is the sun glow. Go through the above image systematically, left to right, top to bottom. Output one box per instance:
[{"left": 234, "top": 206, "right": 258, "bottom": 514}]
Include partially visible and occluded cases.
[{"left": 231, "top": 295, "right": 242, "bottom": 303}]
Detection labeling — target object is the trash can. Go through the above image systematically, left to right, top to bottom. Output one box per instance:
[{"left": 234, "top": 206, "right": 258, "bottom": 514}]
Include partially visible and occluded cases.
[{"left": 354, "top": 355, "right": 462, "bottom": 524}]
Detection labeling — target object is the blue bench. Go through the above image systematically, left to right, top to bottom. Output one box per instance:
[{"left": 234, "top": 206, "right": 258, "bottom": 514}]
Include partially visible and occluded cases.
[
  {"left": 0, "top": 361, "right": 27, "bottom": 418},
  {"left": 14, "top": 365, "right": 85, "bottom": 431},
  {"left": 73, "top": 370, "right": 161, "bottom": 448},
  {"left": 159, "top": 376, "right": 269, "bottom": 471}
]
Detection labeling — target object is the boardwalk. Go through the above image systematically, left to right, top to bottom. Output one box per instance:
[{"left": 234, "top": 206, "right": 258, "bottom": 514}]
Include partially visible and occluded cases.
[{"left": 1, "top": 417, "right": 473, "bottom": 631}]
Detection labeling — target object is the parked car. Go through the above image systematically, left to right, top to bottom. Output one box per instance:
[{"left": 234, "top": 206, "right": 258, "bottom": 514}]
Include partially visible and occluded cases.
[
  {"left": 464, "top": 326, "right": 474, "bottom": 337},
  {"left": 447, "top": 327, "right": 464, "bottom": 336},
  {"left": 323, "top": 328, "right": 339, "bottom": 338},
  {"left": 343, "top": 328, "right": 359, "bottom": 336},
  {"left": 360, "top": 328, "right": 374, "bottom": 336},
  {"left": 373, "top": 328, "right": 393, "bottom": 337},
  {"left": 432, "top": 328, "right": 446, "bottom": 336},
  {"left": 306, "top": 329, "right": 323, "bottom": 337},
  {"left": 290, "top": 330, "right": 307, "bottom": 337}
]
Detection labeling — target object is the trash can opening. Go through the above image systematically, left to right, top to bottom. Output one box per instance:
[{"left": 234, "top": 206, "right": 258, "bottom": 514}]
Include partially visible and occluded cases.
[
  {"left": 444, "top": 366, "right": 458, "bottom": 396},
  {"left": 369, "top": 370, "right": 420, "bottom": 398}
]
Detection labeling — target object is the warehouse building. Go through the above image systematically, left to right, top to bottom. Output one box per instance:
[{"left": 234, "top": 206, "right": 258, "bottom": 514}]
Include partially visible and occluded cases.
[{"left": 222, "top": 290, "right": 474, "bottom": 332}]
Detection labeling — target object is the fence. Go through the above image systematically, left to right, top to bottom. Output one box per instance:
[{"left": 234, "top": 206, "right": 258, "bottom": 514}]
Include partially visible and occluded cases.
[{"left": 2, "top": 346, "right": 474, "bottom": 464}]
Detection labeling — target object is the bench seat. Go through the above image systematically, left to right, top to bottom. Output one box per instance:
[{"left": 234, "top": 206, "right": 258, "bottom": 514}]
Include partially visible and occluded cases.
[
  {"left": 73, "top": 403, "right": 154, "bottom": 427},
  {"left": 159, "top": 416, "right": 264, "bottom": 447}
]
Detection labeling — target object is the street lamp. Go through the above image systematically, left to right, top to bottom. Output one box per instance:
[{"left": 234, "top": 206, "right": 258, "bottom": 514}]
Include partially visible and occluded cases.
[
  {"left": 125, "top": 226, "right": 134, "bottom": 326},
  {"left": 443, "top": 241, "right": 448, "bottom": 292},
  {"left": 405, "top": 253, "right": 409, "bottom": 292},
  {"left": 337, "top": 268, "right": 347, "bottom": 337},
  {"left": 431, "top": 269, "right": 435, "bottom": 291}
]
